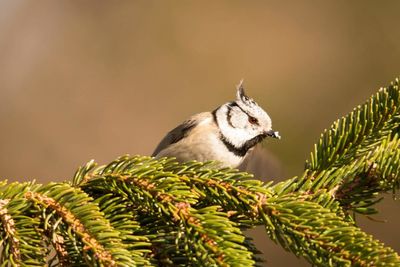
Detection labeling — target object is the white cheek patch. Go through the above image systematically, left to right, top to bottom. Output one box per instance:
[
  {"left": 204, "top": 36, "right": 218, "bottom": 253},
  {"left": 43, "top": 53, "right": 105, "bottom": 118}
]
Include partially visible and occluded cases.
[
  {"left": 230, "top": 112, "right": 247, "bottom": 128},
  {"left": 220, "top": 126, "right": 254, "bottom": 147}
]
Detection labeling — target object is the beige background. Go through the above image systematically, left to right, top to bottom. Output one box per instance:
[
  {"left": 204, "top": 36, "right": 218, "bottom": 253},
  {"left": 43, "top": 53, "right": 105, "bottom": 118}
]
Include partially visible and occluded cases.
[{"left": 1, "top": 1, "right": 399, "bottom": 266}]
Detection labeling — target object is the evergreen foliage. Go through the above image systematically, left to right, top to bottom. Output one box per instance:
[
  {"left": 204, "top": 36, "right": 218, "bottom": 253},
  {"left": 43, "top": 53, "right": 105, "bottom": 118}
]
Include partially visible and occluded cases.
[{"left": 1, "top": 78, "right": 400, "bottom": 266}]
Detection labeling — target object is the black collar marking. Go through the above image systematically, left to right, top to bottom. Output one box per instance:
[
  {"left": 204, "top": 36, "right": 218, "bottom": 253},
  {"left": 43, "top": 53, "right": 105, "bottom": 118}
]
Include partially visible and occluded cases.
[{"left": 220, "top": 133, "right": 266, "bottom": 157}]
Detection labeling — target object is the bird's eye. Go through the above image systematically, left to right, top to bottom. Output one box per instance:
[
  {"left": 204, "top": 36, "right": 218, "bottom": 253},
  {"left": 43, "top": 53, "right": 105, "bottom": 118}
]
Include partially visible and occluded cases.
[{"left": 248, "top": 116, "right": 258, "bottom": 125}]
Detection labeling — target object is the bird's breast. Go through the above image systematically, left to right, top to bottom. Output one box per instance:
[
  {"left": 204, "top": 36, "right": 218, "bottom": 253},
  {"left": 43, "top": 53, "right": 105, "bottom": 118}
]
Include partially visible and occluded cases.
[{"left": 157, "top": 121, "right": 245, "bottom": 168}]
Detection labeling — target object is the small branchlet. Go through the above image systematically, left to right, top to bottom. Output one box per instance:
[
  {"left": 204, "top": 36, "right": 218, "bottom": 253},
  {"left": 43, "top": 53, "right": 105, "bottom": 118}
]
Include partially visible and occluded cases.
[
  {"left": 25, "top": 191, "right": 116, "bottom": 266},
  {"left": 0, "top": 199, "right": 20, "bottom": 263}
]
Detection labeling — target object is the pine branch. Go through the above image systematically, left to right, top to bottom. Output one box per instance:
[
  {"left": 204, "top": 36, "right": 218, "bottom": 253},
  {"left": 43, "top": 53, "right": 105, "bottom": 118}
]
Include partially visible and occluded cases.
[
  {"left": 1, "top": 77, "right": 400, "bottom": 266},
  {"left": 282, "top": 78, "right": 400, "bottom": 215},
  {"left": 308, "top": 78, "right": 400, "bottom": 171},
  {"left": 333, "top": 135, "right": 400, "bottom": 214},
  {"left": 78, "top": 155, "right": 400, "bottom": 266},
  {"left": 80, "top": 158, "right": 255, "bottom": 266},
  {"left": 143, "top": 158, "right": 399, "bottom": 266},
  {"left": 73, "top": 161, "right": 153, "bottom": 265},
  {"left": 0, "top": 182, "right": 46, "bottom": 266},
  {"left": 26, "top": 183, "right": 138, "bottom": 266},
  {"left": 94, "top": 194, "right": 152, "bottom": 266},
  {"left": 261, "top": 195, "right": 399, "bottom": 266}
]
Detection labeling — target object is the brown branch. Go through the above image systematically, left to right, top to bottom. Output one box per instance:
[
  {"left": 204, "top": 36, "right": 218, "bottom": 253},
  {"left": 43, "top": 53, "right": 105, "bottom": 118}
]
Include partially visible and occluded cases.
[
  {"left": 101, "top": 174, "right": 227, "bottom": 265},
  {"left": 24, "top": 192, "right": 115, "bottom": 266},
  {"left": 0, "top": 199, "right": 20, "bottom": 264},
  {"left": 262, "top": 201, "right": 395, "bottom": 267},
  {"left": 45, "top": 228, "right": 69, "bottom": 266}
]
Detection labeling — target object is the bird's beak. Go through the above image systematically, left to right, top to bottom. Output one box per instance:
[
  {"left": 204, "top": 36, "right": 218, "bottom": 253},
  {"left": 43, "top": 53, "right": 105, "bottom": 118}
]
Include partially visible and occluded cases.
[{"left": 265, "top": 130, "right": 281, "bottom": 139}]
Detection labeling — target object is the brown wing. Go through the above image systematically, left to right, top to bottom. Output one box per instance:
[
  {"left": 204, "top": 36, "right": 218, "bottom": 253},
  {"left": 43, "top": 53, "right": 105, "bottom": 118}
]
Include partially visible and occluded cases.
[{"left": 151, "top": 118, "right": 198, "bottom": 157}]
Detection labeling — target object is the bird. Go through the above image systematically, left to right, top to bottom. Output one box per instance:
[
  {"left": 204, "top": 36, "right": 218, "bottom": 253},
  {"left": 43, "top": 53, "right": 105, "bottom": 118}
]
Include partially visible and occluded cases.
[{"left": 152, "top": 81, "right": 280, "bottom": 168}]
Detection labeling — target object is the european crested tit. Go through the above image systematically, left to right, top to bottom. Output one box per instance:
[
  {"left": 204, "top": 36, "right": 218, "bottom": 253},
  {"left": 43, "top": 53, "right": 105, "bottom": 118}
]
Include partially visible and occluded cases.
[{"left": 152, "top": 81, "right": 280, "bottom": 168}]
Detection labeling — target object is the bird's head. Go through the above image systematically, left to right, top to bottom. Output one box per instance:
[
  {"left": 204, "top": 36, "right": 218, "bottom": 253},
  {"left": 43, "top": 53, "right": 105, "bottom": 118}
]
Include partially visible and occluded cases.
[{"left": 214, "top": 81, "right": 280, "bottom": 153}]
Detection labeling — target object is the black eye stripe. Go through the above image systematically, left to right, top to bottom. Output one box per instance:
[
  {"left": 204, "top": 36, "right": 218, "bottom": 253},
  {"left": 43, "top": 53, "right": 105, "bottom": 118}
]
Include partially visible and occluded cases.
[
  {"left": 228, "top": 101, "right": 260, "bottom": 126},
  {"left": 230, "top": 102, "right": 253, "bottom": 118},
  {"left": 226, "top": 105, "right": 235, "bottom": 127}
]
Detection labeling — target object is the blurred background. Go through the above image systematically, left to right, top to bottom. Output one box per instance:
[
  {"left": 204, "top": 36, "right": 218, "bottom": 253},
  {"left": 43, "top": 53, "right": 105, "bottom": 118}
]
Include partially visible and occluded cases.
[{"left": 1, "top": 1, "right": 400, "bottom": 265}]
